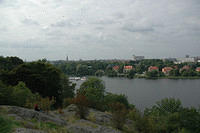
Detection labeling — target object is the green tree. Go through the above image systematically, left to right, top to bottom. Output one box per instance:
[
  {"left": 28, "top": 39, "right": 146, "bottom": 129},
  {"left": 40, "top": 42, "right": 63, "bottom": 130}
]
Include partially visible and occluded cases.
[
  {"left": 1, "top": 61, "right": 74, "bottom": 107},
  {"left": 78, "top": 77, "right": 105, "bottom": 110},
  {"left": 12, "top": 82, "right": 35, "bottom": 107}
]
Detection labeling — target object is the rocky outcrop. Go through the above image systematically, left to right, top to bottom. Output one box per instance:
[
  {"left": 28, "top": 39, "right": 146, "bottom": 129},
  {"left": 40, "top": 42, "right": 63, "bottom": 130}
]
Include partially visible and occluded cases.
[
  {"left": 0, "top": 105, "right": 133, "bottom": 133},
  {"left": 0, "top": 106, "right": 66, "bottom": 126},
  {"left": 67, "top": 119, "right": 121, "bottom": 133},
  {"left": 14, "top": 128, "right": 45, "bottom": 133}
]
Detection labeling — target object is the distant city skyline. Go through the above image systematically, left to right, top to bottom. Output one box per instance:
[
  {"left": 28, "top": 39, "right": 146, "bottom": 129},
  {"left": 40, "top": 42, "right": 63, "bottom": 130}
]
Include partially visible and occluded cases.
[{"left": 0, "top": 0, "right": 200, "bottom": 61}]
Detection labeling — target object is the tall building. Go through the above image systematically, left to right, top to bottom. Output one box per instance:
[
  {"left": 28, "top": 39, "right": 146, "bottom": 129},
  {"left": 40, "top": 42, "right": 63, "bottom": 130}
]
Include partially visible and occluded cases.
[
  {"left": 66, "top": 55, "right": 69, "bottom": 61},
  {"left": 133, "top": 55, "right": 145, "bottom": 61}
]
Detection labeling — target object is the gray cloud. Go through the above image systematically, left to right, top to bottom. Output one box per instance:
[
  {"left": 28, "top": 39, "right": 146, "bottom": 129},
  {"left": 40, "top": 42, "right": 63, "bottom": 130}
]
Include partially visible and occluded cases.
[
  {"left": 0, "top": 0, "right": 200, "bottom": 60},
  {"left": 22, "top": 18, "right": 39, "bottom": 25}
]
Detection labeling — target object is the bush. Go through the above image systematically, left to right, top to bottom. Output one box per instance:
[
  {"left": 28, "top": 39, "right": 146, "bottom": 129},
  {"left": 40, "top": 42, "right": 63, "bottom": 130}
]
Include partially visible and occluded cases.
[
  {"left": 78, "top": 77, "right": 105, "bottom": 110},
  {"left": 0, "top": 81, "right": 14, "bottom": 105},
  {"left": 12, "top": 82, "right": 35, "bottom": 107},
  {"left": 72, "top": 93, "right": 89, "bottom": 119},
  {"left": 104, "top": 93, "right": 129, "bottom": 111},
  {"left": 110, "top": 102, "right": 128, "bottom": 130}
]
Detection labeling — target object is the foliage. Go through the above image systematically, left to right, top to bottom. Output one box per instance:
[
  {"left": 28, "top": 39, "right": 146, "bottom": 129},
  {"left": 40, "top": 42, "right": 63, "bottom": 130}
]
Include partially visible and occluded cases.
[
  {"left": 0, "top": 56, "right": 23, "bottom": 71},
  {"left": 0, "top": 61, "right": 75, "bottom": 107},
  {"left": 127, "top": 69, "right": 135, "bottom": 79},
  {"left": 95, "top": 70, "right": 104, "bottom": 77},
  {"left": 78, "top": 77, "right": 105, "bottom": 110},
  {"left": 0, "top": 81, "right": 14, "bottom": 105},
  {"left": 12, "top": 82, "right": 35, "bottom": 107},
  {"left": 71, "top": 93, "right": 89, "bottom": 119},
  {"left": 104, "top": 93, "right": 129, "bottom": 110},
  {"left": 26, "top": 95, "right": 56, "bottom": 113},
  {"left": 145, "top": 98, "right": 183, "bottom": 116},
  {"left": 110, "top": 102, "right": 128, "bottom": 130},
  {"left": 0, "top": 115, "right": 21, "bottom": 133},
  {"left": 0, "top": 115, "right": 13, "bottom": 133}
]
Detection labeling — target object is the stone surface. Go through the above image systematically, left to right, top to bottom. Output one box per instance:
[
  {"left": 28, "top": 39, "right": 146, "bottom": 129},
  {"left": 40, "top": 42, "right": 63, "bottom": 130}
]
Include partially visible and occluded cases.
[
  {"left": 0, "top": 106, "right": 66, "bottom": 125},
  {"left": 67, "top": 119, "right": 121, "bottom": 133},
  {"left": 14, "top": 128, "right": 45, "bottom": 133}
]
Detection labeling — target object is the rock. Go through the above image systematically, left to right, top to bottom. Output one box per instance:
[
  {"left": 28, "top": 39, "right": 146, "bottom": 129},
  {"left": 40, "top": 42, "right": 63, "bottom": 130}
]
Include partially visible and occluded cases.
[
  {"left": 0, "top": 106, "right": 66, "bottom": 126},
  {"left": 87, "top": 109, "right": 112, "bottom": 125},
  {"left": 67, "top": 119, "right": 121, "bottom": 133},
  {"left": 14, "top": 128, "right": 45, "bottom": 133}
]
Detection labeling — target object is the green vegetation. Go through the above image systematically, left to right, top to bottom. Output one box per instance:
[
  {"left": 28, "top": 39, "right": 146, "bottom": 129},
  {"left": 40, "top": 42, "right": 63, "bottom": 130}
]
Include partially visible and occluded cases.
[
  {"left": 0, "top": 56, "right": 75, "bottom": 108},
  {"left": 0, "top": 56, "right": 200, "bottom": 133},
  {"left": 52, "top": 59, "right": 200, "bottom": 79},
  {"left": 0, "top": 115, "right": 21, "bottom": 133}
]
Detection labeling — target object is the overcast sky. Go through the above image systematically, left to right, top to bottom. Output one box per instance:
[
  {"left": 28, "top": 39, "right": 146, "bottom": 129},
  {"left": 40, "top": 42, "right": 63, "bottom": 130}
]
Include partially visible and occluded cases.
[{"left": 0, "top": 0, "right": 200, "bottom": 61}]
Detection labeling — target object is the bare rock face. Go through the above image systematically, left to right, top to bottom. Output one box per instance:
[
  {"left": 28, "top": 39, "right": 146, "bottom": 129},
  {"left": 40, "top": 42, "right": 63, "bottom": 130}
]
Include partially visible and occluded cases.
[
  {"left": 0, "top": 106, "right": 66, "bottom": 125},
  {"left": 87, "top": 109, "right": 112, "bottom": 125},
  {"left": 67, "top": 119, "right": 122, "bottom": 133},
  {"left": 14, "top": 128, "right": 45, "bottom": 133}
]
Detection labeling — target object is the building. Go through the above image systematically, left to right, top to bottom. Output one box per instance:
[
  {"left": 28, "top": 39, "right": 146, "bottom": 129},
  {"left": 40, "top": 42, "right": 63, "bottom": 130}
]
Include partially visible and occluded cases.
[
  {"left": 133, "top": 55, "right": 145, "bottom": 61},
  {"left": 175, "top": 55, "right": 195, "bottom": 64},
  {"left": 180, "top": 65, "right": 190, "bottom": 72},
  {"left": 113, "top": 66, "right": 120, "bottom": 72},
  {"left": 123, "top": 66, "right": 133, "bottom": 73},
  {"left": 148, "top": 66, "right": 159, "bottom": 72},
  {"left": 162, "top": 67, "right": 173, "bottom": 75},
  {"left": 196, "top": 67, "right": 200, "bottom": 72}
]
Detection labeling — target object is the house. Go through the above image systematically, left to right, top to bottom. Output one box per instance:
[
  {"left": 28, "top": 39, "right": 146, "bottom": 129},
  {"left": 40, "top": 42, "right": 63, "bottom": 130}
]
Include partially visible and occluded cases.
[
  {"left": 180, "top": 65, "right": 190, "bottom": 72},
  {"left": 113, "top": 66, "right": 120, "bottom": 72},
  {"left": 123, "top": 66, "right": 133, "bottom": 73},
  {"left": 148, "top": 66, "right": 159, "bottom": 72},
  {"left": 162, "top": 67, "right": 173, "bottom": 75},
  {"left": 196, "top": 67, "right": 200, "bottom": 72}
]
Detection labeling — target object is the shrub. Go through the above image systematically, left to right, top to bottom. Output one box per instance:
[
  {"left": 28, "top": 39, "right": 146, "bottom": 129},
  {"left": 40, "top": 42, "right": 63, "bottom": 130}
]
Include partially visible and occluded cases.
[
  {"left": 78, "top": 77, "right": 105, "bottom": 110},
  {"left": 12, "top": 82, "right": 35, "bottom": 107},
  {"left": 72, "top": 93, "right": 89, "bottom": 119},
  {"left": 104, "top": 93, "right": 129, "bottom": 111},
  {"left": 25, "top": 95, "right": 56, "bottom": 113},
  {"left": 62, "top": 98, "right": 73, "bottom": 108},
  {"left": 110, "top": 102, "right": 128, "bottom": 130}
]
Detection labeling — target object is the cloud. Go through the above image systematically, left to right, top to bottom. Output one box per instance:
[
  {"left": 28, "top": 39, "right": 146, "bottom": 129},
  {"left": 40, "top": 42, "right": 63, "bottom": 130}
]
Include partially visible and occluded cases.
[
  {"left": 0, "top": 0, "right": 200, "bottom": 60},
  {"left": 22, "top": 18, "right": 39, "bottom": 25}
]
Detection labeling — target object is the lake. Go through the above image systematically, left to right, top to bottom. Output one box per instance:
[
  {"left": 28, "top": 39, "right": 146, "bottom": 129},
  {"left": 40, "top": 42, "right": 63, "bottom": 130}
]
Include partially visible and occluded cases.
[{"left": 72, "top": 77, "right": 200, "bottom": 110}]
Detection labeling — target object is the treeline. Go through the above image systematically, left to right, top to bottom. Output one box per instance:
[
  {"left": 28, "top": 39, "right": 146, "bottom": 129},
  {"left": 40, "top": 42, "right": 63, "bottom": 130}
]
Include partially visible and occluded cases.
[
  {"left": 0, "top": 56, "right": 75, "bottom": 108},
  {"left": 52, "top": 59, "right": 200, "bottom": 78}
]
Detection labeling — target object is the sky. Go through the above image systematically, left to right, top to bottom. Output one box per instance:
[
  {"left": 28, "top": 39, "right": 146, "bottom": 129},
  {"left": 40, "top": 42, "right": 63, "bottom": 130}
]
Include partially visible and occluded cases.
[{"left": 0, "top": 0, "right": 200, "bottom": 61}]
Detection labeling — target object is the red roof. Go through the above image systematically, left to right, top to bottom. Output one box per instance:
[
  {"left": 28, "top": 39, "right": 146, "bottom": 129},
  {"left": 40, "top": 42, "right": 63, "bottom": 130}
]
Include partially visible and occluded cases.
[
  {"left": 182, "top": 65, "right": 190, "bottom": 70},
  {"left": 113, "top": 66, "right": 120, "bottom": 71},
  {"left": 124, "top": 66, "right": 133, "bottom": 70},
  {"left": 148, "top": 66, "right": 159, "bottom": 71},
  {"left": 162, "top": 67, "right": 173, "bottom": 73},
  {"left": 196, "top": 67, "right": 200, "bottom": 72}
]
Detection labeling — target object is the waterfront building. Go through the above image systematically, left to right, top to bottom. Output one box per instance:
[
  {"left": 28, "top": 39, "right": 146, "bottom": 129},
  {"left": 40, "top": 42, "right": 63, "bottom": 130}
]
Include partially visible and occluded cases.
[
  {"left": 148, "top": 66, "right": 159, "bottom": 72},
  {"left": 162, "top": 67, "right": 173, "bottom": 75}
]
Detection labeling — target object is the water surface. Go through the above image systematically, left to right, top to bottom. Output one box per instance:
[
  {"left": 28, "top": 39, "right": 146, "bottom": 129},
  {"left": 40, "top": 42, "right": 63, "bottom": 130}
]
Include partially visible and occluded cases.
[{"left": 72, "top": 77, "right": 200, "bottom": 110}]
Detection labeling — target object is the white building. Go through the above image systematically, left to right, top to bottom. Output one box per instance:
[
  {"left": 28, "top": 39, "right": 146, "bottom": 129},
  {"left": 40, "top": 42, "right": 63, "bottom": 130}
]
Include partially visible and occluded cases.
[{"left": 133, "top": 55, "right": 145, "bottom": 61}]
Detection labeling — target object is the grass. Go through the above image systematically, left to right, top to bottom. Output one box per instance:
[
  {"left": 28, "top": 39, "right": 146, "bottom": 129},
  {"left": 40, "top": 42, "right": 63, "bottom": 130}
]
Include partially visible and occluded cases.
[{"left": 0, "top": 115, "right": 21, "bottom": 133}]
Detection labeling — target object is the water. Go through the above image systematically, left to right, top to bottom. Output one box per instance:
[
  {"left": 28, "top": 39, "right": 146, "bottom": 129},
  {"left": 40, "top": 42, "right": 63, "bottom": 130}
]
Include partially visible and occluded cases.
[{"left": 72, "top": 77, "right": 200, "bottom": 110}]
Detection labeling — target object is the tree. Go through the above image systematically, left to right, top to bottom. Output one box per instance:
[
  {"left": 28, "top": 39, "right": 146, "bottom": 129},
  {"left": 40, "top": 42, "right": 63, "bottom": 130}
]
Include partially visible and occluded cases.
[
  {"left": 1, "top": 61, "right": 74, "bottom": 107},
  {"left": 127, "top": 69, "right": 135, "bottom": 79},
  {"left": 95, "top": 70, "right": 104, "bottom": 77},
  {"left": 78, "top": 77, "right": 105, "bottom": 110},
  {"left": 0, "top": 81, "right": 13, "bottom": 105},
  {"left": 11, "top": 82, "right": 35, "bottom": 107},
  {"left": 72, "top": 93, "right": 89, "bottom": 119},
  {"left": 104, "top": 93, "right": 129, "bottom": 110},
  {"left": 110, "top": 102, "right": 128, "bottom": 130}
]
